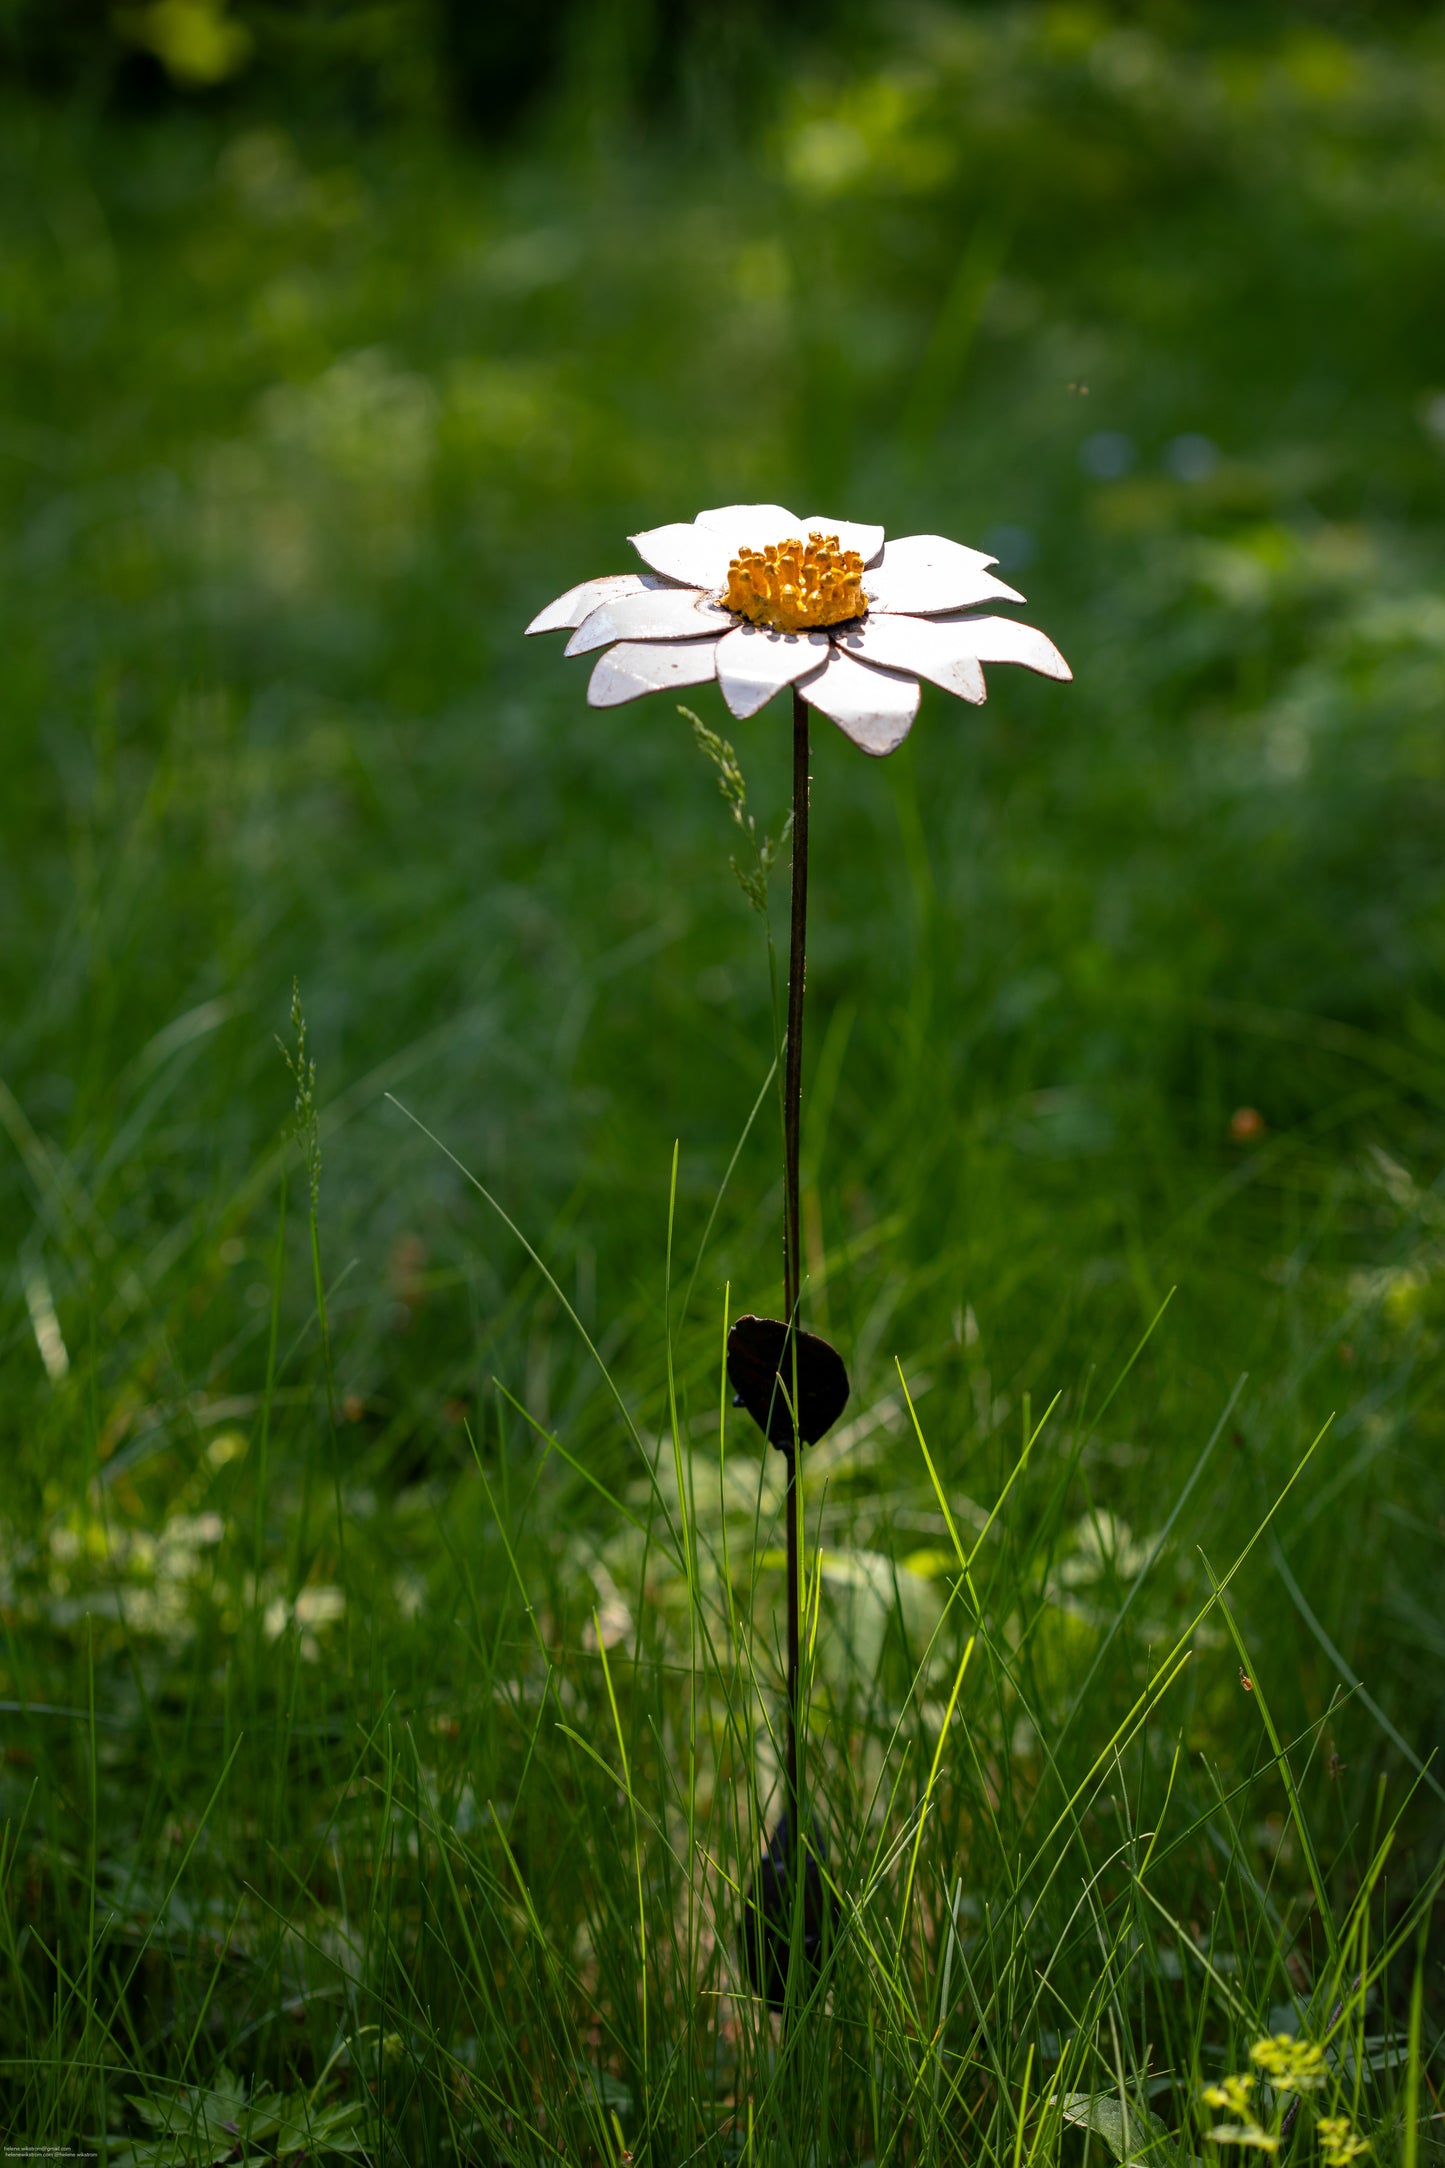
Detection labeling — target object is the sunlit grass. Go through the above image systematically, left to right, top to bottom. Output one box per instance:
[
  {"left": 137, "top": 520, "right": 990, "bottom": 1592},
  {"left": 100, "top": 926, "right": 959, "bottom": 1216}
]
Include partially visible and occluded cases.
[{"left": 2, "top": 1055, "right": 1441, "bottom": 2156}]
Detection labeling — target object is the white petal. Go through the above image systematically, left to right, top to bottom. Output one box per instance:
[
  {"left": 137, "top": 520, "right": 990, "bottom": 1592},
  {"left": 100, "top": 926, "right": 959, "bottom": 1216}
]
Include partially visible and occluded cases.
[
  {"left": 693, "top": 503, "right": 804, "bottom": 552},
  {"left": 798, "top": 514, "right": 886, "bottom": 566},
  {"left": 629, "top": 521, "right": 734, "bottom": 589},
  {"left": 866, "top": 533, "right": 1024, "bottom": 616},
  {"left": 525, "top": 571, "right": 661, "bottom": 636},
  {"left": 566, "top": 587, "right": 731, "bottom": 656},
  {"left": 933, "top": 612, "right": 1073, "bottom": 681},
  {"left": 842, "top": 616, "right": 986, "bottom": 704},
  {"left": 713, "top": 623, "right": 830, "bottom": 719},
  {"left": 587, "top": 637, "right": 722, "bottom": 708},
  {"left": 800, "top": 647, "right": 920, "bottom": 756}
]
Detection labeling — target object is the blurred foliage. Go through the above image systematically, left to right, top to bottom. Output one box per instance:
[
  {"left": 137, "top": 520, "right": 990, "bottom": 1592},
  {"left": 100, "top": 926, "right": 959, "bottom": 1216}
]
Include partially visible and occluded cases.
[{"left": 0, "top": 0, "right": 858, "bottom": 135}]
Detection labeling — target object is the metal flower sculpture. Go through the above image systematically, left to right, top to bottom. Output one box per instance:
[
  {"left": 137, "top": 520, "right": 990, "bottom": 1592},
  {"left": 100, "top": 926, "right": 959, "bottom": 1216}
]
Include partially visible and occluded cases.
[
  {"left": 527, "top": 502, "right": 1070, "bottom": 2008},
  {"left": 526, "top": 504, "right": 1069, "bottom": 751}
]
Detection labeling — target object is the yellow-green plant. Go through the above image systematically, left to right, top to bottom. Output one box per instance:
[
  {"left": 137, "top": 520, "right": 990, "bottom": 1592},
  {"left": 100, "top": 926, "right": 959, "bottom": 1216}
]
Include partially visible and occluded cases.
[{"left": 1202, "top": 2036, "right": 1367, "bottom": 2162}]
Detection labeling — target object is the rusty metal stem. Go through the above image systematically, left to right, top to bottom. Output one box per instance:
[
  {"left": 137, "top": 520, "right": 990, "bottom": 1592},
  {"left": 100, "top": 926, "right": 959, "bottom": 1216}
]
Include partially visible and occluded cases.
[{"left": 783, "top": 686, "right": 809, "bottom": 1860}]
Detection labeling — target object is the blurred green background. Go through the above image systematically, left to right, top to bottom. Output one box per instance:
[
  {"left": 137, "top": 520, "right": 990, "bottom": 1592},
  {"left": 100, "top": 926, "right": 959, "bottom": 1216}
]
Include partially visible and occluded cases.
[{"left": 3, "top": 0, "right": 1445, "bottom": 2145}]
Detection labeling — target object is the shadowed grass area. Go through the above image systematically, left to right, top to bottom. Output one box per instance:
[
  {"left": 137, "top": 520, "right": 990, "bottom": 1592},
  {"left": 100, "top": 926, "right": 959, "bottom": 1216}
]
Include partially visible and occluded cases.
[{"left": 1, "top": 5, "right": 1444, "bottom": 2157}]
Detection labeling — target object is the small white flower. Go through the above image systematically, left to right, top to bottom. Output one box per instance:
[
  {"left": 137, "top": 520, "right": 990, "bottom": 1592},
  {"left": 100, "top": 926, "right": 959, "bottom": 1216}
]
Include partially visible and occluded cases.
[{"left": 525, "top": 502, "right": 1071, "bottom": 756}]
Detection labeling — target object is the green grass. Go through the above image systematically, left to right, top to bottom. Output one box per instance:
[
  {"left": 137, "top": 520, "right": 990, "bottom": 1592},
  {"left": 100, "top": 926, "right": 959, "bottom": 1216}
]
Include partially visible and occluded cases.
[{"left": 2, "top": 5, "right": 1445, "bottom": 2158}]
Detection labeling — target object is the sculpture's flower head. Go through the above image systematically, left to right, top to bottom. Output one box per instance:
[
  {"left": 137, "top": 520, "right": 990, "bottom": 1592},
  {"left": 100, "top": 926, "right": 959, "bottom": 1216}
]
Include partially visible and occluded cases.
[{"left": 526, "top": 502, "right": 1070, "bottom": 755}]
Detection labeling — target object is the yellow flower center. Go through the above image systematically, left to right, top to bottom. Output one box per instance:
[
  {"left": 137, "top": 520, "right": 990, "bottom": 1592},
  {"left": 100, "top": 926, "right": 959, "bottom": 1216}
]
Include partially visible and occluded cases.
[{"left": 721, "top": 531, "right": 867, "bottom": 634}]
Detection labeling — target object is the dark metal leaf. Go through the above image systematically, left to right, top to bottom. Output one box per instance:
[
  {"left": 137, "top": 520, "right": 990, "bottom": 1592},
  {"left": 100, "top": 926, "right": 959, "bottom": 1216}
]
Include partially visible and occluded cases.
[
  {"left": 726, "top": 1315, "right": 849, "bottom": 1451},
  {"left": 740, "top": 1812, "right": 831, "bottom": 2010}
]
